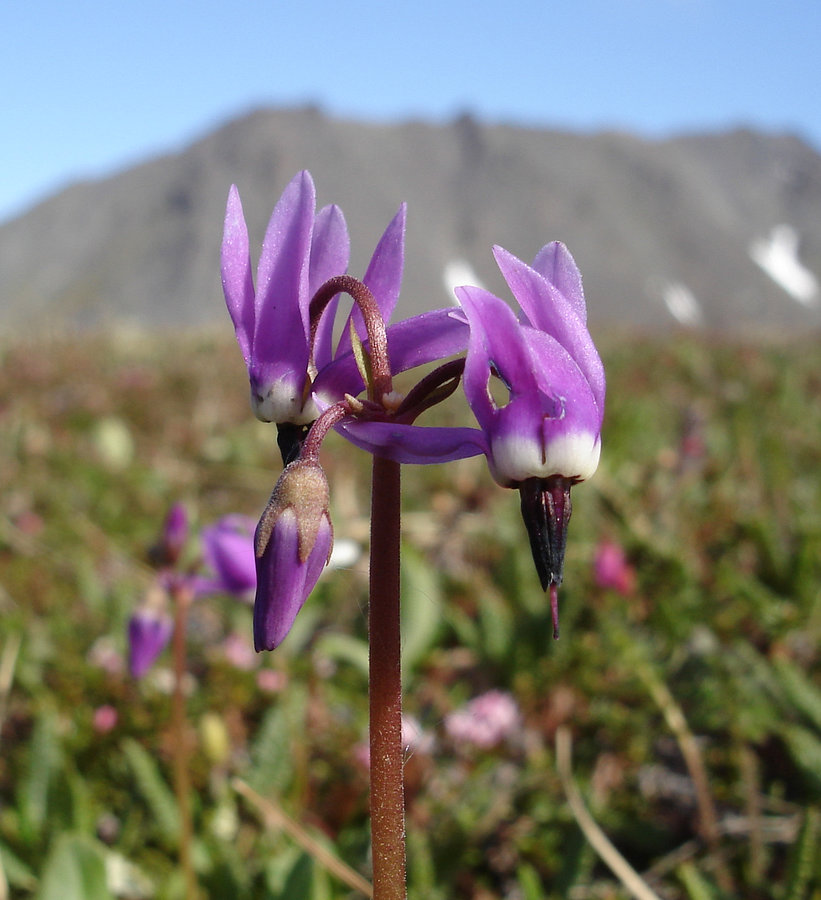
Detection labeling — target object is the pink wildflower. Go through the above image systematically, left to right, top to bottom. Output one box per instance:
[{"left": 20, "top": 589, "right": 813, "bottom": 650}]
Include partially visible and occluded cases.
[
  {"left": 593, "top": 540, "right": 635, "bottom": 595},
  {"left": 444, "top": 690, "right": 521, "bottom": 749},
  {"left": 93, "top": 705, "right": 118, "bottom": 734}
]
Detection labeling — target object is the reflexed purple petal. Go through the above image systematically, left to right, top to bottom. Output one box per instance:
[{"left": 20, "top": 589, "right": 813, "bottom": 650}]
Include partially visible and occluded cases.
[
  {"left": 254, "top": 171, "right": 315, "bottom": 370},
  {"left": 221, "top": 186, "right": 255, "bottom": 363},
  {"left": 364, "top": 203, "right": 406, "bottom": 323},
  {"left": 311, "top": 204, "right": 350, "bottom": 369},
  {"left": 336, "top": 204, "right": 407, "bottom": 356},
  {"left": 309, "top": 205, "right": 350, "bottom": 296},
  {"left": 531, "top": 242, "right": 586, "bottom": 323},
  {"left": 493, "top": 246, "right": 605, "bottom": 413},
  {"left": 457, "top": 283, "right": 601, "bottom": 485},
  {"left": 456, "top": 285, "right": 543, "bottom": 435},
  {"left": 313, "top": 307, "right": 469, "bottom": 405},
  {"left": 385, "top": 307, "right": 468, "bottom": 372},
  {"left": 525, "top": 328, "right": 602, "bottom": 430},
  {"left": 335, "top": 420, "right": 486, "bottom": 464}
]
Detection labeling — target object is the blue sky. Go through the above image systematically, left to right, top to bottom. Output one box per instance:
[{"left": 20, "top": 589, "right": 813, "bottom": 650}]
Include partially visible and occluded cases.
[{"left": 2, "top": 0, "right": 819, "bottom": 222}]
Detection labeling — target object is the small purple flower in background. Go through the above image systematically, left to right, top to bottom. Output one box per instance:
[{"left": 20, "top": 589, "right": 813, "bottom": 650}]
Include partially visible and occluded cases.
[
  {"left": 456, "top": 242, "right": 605, "bottom": 637},
  {"left": 253, "top": 458, "right": 333, "bottom": 651},
  {"left": 149, "top": 502, "right": 189, "bottom": 567},
  {"left": 129, "top": 508, "right": 262, "bottom": 677},
  {"left": 198, "top": 514, "right": 257, "bottom": 600},
  {"left": 593, "top": 540, "right": 635, "bottom": 596},
  {"left": 128, "top": 598, "right": 173, "bottom": 678},
  {"left": 444, "top": 690, "right": 521, "bottom": 750}
]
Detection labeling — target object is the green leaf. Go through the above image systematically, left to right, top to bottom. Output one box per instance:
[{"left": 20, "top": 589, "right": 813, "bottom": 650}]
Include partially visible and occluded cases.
[
  {"left": 400, "top": 545, "right": 443, "bottom": 677},
  {"left": 477, "top": 584, "right": 514, "bottom": 665},
  {"left": 313, "top": 632, "right": 369, "bottom": 680},
  {"left": 773, "top": 657, "right": 821, "bottom": 731},
  {"left": 247, "top": 686, "right": 307, "bottom": 795},
  {"left": 18, "top": 709, "right": 62, "bottom": 842},
  {"left": 780, "top": 725, "right": 821, "bottom": 794},
  {"left": 121, "top": 738, "right": 180, "bottom": 844},
  {"left": 783, "top": 806, "right": 820, "bottom": 900},
  {"left": 406, "top": 828, "right": 438, "bottom": 900},
  {"left": 38, "top": 834, "right": 114, "bottom": 900},
  {"left": 0, "top": 840, "right": 37, "bottom": 891},
  {"left": 279, "top": 851, "right": 314, "bottom": 900},
  {"left": 677, "top": 861, "right": 720, "bottom": 900},
  {"left": 516, "top": 863, "right": 544, "bottom": 900}
]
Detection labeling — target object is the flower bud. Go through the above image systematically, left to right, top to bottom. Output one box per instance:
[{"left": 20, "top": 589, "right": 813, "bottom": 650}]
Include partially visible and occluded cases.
[{"left": 253, "top": 459, "right": 334, "bottom": 651}]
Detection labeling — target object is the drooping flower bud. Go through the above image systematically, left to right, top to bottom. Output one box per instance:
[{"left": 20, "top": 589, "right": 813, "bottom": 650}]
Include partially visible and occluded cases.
[{"left": 253, "top": 458, "right": 334, "bottom": 651}]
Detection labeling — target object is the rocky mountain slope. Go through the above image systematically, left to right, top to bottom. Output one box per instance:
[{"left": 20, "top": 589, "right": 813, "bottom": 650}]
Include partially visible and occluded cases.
[{"left": 2, "top": 106, "right": 821, "bottom": 336}]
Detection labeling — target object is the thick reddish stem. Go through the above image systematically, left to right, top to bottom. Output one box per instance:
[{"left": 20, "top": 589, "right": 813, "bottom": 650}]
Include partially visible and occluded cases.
[{"left": 368, "top": 455, "right": 406, "bottom": 899}]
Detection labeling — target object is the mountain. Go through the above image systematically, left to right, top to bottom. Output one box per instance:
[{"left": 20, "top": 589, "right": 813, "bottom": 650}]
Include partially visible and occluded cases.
[{"left": 2, "top": 106, "right": 821, "bottom": 336}]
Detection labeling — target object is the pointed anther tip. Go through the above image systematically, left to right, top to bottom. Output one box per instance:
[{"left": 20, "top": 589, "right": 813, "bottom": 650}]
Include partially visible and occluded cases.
[
  {"left": 519, "top": 475, "right": 573, "bottom": 589},
  {"left": 550, "top": 582, "right": 560, "bottom": 640}
]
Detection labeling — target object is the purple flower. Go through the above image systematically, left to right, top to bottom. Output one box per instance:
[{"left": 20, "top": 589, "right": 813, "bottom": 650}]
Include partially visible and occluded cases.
[
  {"left": 221, "top": 171, "right": 405, "bottom": 425},
  {"left": 455, "top": 243, "right": 605, "bottom": 634},
  {"left": 457, "top": 243, "right": 604, "bottom": 487},
  {"left": 253, "top": 458, "right": 334, "bottom": 651},
  {"left": 149, "top": 503, "right": 189, "bottom": 567},
  {"left": 161, "top": 503, "right": 188, "bottom": 562},
  {"left": 197, "top": 514, "right": 257, "bottom": 599},
  {"left": 128, "top": 603, "right": 173, "bottom": 678},
  {"left": 444, "top": 690, "right": 521, "bottom": 749}
]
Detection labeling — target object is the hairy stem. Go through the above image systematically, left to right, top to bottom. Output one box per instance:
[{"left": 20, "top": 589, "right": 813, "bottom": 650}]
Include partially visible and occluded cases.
[
  {"left": 309, "top": 275, "right": 393, "bottom": 403},
  {"left": 368, "top": 455, "right": 406, "bottom": 899}
]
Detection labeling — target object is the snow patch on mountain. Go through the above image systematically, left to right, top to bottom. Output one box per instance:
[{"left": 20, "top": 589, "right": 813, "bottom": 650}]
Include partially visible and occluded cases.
[
  {"left": 749, "top": 224, "right": 819, "bottom": 307},
  {"left": 443, "top": 259, "right": 485, "bottom": 303},
  {"left": 661, "top": 281, "right": 704, "bottom": 327}
]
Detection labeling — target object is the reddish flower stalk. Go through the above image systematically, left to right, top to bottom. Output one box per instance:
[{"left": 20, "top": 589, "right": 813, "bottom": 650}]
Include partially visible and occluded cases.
[{"left": 368, "top": 455, "right": 406, "bottom": 899}]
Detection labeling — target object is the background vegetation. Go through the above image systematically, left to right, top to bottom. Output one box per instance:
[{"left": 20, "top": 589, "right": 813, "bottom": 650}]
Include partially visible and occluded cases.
[{"left": 1, "top": 331, "right": 820, "bottom": 899}]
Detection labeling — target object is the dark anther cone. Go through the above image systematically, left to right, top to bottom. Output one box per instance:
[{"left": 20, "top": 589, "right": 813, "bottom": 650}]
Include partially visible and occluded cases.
[
  {"left": 276, "top": 422, "right": 312, "bottom": 466},
  {"left": 518, "top": 475, "right": 573, "bottom": 591}
]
